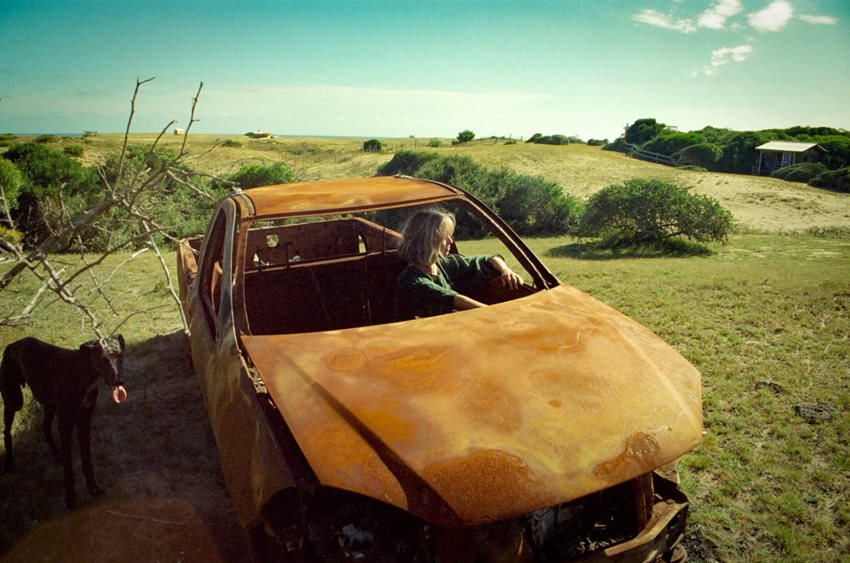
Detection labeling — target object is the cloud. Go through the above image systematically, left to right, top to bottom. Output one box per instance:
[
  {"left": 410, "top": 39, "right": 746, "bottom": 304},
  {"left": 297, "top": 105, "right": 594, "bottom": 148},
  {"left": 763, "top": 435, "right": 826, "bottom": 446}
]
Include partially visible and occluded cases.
[
  {"left": 698, "top": 0, "right": 743, "bottom": 30},
  {"left": 748, "top": 0, "right": 794, "bottom": 32},
  {"left": 632, "top": 9, "right": 697, "bottom": 33},
  {"left": 799, "top": 14, "right": 838, "bottom": 25},
  {"left": 703, "top": 44, "right": 753, "bottom": 76}
]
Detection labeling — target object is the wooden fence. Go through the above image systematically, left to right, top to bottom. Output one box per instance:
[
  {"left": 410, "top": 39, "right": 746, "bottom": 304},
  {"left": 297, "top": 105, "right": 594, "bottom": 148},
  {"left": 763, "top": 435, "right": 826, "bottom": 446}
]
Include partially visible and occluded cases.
[{"left": 623, "top": 143, "right": 676, "bottom": 166}]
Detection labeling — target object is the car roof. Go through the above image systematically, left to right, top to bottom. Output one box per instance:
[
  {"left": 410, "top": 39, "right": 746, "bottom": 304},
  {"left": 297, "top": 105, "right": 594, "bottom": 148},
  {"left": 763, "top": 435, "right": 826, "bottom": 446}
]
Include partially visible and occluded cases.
[{"left": 239, "top": 176, "right": 462, "bottom": 219}]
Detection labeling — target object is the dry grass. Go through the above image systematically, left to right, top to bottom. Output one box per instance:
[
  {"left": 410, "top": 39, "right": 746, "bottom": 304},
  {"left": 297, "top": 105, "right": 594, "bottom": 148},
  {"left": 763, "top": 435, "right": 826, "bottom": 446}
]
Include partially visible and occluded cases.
[{"left": 49, "top": 132, "right": 850, "bottom": 234}]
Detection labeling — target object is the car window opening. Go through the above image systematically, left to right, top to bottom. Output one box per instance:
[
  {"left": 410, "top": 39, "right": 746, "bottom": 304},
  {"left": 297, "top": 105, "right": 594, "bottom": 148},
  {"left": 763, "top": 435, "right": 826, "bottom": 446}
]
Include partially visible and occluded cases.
[{"left": 242, "top": 203, "right": 536, "bottom": 335}]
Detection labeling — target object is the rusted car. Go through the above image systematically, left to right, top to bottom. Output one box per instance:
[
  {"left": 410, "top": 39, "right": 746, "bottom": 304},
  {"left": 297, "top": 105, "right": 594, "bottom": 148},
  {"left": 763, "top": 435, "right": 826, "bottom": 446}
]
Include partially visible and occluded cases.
[{"left": 176, "top": 176, "right": 702, "bottom": 561}]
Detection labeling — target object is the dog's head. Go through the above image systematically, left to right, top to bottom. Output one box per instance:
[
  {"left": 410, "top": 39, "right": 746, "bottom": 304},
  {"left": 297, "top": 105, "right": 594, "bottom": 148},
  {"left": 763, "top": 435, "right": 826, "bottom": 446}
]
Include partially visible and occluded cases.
[{"left": 81, "top": 334, "right": 127, "bottom": 404}]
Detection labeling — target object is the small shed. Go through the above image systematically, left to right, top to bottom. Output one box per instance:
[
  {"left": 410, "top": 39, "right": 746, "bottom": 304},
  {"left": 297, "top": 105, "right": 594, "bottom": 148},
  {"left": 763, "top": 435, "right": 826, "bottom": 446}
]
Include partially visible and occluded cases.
[
  {"left": 173, "top": 128, "right": 185, "bottom": 136},
  {"left": 755, "top": 141, "right": 826, "bottom": 175}
]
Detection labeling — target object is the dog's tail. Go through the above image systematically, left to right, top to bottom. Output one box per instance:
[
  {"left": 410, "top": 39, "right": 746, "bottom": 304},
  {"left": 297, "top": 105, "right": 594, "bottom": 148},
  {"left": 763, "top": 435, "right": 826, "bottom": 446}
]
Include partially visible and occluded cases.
[{"left": 0, "top": 346, "right": 25, "bottom": 412}]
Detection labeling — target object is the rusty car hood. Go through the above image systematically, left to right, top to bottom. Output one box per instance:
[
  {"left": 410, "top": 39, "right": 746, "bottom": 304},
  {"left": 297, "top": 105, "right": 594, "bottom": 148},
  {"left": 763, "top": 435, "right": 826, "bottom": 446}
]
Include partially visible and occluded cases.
[{"left": 240, "top": 285, "right": 702, "bottom": 526}]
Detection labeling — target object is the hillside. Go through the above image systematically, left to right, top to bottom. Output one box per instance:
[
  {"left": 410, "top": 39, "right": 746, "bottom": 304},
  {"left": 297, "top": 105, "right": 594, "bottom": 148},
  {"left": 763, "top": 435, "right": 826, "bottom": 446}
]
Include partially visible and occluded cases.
[{"left": 18, "top": 133, "right": 850, "bottom": 234}]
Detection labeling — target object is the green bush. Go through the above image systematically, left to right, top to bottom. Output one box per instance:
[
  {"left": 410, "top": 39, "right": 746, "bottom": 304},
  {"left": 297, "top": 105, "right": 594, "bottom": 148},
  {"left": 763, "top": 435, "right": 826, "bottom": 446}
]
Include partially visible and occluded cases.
[
  {"left": 625, "top": 118, "right": 666, "bottom": 145},
  {"left": 454, "top": 130, "right": 475, "bottom": 144},
  {"left": 643, "top": 131, "right": 703, "bottom": 156},
  {"left": 718, "top": 131, "right": 769, "bottom": 174},
  {"left": 527, "top": 133, "right": 570, "bottom": 146},
  {"left": 35, "top": 134, "right": 58, "bottom": 144},
  {"left": 812, "top": 135, "right": 850, "bottom": 170},
  {"left": 602, "top": 137, "right": 631, "bottom": 154},
  {"left": 428, "top": 138, "right": 442, "bottom": 148},
  {"left": 222, "top": 139, "right": 242, "bottom": 148},
  {"left": 363, "top": 139, "right": 382, "bottom": 153},
  {"left": 587, "top": 139, "right": 609, "bottom": 146},
  {"left": 2, "top": 142, "right": 99, "bottom": 244},
  {"left": 678, "top": 143, "right": 722, "bottom": 168},
  {"left": 63, "top": 144, "right": 85, "bottom": 157},
  {"left": 82, "top": 148, "right": 227, "bottom": 251},
  {"left": 377, "top": 150, "right": 440, "bottom": 176},
  {"left": 378, "top": 151, "right": 582, "bottom": 237},
  {"left": 0, "top": 158, "right": 24, "bottom": 210},
  {"left": 228, "top": 162, "right": 295, "bottom": 189},
  {"left": 771, "top": 162, "right": 828, "bottom": 183},
  {"left": 809, "top": 167, "right": 850, "bottom": 193},
  {"left": 578, "top": 178, "right": 733, "bottom": 245}
]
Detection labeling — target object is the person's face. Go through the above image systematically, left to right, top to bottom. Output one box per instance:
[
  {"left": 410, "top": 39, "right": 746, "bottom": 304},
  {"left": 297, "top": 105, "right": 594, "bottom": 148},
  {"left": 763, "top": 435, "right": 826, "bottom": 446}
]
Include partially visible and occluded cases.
[{"left": 437, "top": 230, "right": 454, "bottom": 258}]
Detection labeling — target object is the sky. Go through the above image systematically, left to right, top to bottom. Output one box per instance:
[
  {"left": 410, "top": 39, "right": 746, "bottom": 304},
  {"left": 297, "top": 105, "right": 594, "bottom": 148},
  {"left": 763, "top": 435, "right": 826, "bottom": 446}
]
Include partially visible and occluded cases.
[{"left": 1, "top": 0, "right": 848, "bottom": 141}]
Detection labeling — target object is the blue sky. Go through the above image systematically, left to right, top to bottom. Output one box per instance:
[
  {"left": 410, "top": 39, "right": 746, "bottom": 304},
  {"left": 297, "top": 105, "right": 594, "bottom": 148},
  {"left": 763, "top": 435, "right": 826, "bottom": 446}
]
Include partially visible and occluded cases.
[{"left": 1, "top": 0, "right": 847, "bottom": 141}]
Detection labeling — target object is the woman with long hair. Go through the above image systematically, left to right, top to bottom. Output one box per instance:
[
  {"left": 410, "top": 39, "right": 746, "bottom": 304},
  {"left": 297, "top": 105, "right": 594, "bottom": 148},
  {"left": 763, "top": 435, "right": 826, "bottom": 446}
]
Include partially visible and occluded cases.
[{"left": 393, "top": 209, "right": 523, "bottom": 320}]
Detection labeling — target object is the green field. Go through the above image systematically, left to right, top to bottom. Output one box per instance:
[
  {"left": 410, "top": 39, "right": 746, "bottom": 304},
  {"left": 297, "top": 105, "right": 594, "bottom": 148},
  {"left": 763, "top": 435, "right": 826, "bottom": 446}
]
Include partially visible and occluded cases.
[{"left": 1, "top": 136, "right": 849, "bottom": 561}]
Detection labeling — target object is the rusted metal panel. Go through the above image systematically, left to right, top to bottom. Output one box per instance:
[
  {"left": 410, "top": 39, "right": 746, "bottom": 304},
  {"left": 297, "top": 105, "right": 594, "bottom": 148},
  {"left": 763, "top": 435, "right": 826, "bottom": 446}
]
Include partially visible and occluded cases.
[
  {"left": 242, "top": 176, "right": 460, "bottom": 218},
  {"left": 241, "top": 284, "right": 702, "bottom": 527}
]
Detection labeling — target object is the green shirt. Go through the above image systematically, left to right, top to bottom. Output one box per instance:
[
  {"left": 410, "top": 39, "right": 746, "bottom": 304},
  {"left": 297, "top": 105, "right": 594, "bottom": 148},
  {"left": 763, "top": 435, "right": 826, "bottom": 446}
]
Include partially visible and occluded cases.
[{"left": 393, "top": 254, "right": 498, "bottom": 321}]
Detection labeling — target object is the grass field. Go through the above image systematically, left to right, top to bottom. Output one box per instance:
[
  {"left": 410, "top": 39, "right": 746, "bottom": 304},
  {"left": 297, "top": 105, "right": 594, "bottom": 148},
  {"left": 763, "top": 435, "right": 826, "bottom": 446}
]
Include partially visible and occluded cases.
[{"left": 1, "top": 134, "right": 849, "bottom": 561}]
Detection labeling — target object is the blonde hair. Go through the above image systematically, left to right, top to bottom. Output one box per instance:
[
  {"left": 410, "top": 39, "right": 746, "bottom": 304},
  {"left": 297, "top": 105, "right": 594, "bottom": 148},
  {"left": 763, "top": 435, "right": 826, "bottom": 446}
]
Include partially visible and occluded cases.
[{"left": 398, "top": 209, "right": 455, "bottom": 265}]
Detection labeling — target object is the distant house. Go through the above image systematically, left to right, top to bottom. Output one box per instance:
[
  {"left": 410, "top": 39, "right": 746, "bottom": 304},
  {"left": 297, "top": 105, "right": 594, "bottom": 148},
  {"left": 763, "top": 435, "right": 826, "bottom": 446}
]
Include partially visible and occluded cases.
[
  {"left": 173, "top": 128, "right": 185, "bottom": 136},
  {"left": 246, "top": 131, "right": 273, "bottom": 139},
  {"left": 755, "top": 141, "right": 826, "bottom": 175}
]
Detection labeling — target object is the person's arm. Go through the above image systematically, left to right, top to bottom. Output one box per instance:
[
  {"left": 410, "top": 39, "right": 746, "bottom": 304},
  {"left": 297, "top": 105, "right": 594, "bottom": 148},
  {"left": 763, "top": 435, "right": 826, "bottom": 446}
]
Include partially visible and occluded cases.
[
  {"left": 489, "top": 255, "right": 524, "bottom": 290},
  {"left": 452, "top": 293, "right": 487, "bottom": 311}
]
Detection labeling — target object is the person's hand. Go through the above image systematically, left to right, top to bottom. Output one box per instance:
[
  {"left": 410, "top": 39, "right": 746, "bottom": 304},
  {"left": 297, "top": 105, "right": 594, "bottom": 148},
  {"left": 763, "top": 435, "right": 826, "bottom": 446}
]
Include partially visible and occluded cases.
[{"left": 498, "top": 269, "right": 524, "bottom": 290}]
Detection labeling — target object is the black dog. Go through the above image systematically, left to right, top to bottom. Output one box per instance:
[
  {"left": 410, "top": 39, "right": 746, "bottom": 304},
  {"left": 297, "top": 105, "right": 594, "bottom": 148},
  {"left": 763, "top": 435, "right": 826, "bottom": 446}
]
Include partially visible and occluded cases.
[{"left": 2, "top": 335, "right": 127, "bottom": 508}]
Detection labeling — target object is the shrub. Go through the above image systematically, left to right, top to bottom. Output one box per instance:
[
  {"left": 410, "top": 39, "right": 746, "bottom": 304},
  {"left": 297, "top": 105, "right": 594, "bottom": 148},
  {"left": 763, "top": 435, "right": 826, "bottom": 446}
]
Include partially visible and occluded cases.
[
  {"left": 624, "top": 118, "right": 666, "bottom": 145},
  {"left": 454, "top": 130, "right": 475, "bottom": 144},
  {"left": 643, "top": 131, "right": 703, "bottom": 156},
  {"left": 718, "top": 131, "right": 769, "bottom": 174},
  {"left": 35, "top": 134, "right": 58, "bottom": 144},
  {"left": 527, "top": 134, "right": 570, "bottom": 146},
  {"left": 812, "top": 135, "right": 850, "bottom": 170},
  {"left": 602, "top": 137, "right": 631, "bottom": 154},
  {"left": 428, "top": 138, "right": 442, "bottom": 148},
  {"left": 222, "top": 139, "right": 242, "bottom": 148},
  {"left": 363, "top": 139, "right": 382, "bottom": 153},
  {"left": 587, "top": 139, "right": 609, "bottom": 147},
  {"left": 2, "top": 142, "right": 99, "bottom": 245},
  {"left": 678, "top": 143, "right": 722, "bottom": 168},
  {"left": 63, "top": 144, "right": 85, "bottom": 157},
  {"left": 82, "top": 148, "right": 228, "bottom": 251},
  {"left": 377, "top": 150, "right": 440, "bottom": 176},
  {"left": 378, "top": 151, "right": 582, "bottom": 237},
  {"left": 0, "top": 158, "right": 24, "bottom": 210},
  {"left": 228, "top": 162, "right": 295, "bottom": 189},
  {"left": 771, "top": 162, "right": 828, "bottom": 183},
  {"left": 809, "top": 167, "right": 850, "bottom": 193},
  {"left": 493, "top": 172, "right": 583, "bottom": 235},
  {"left": 578, "top": 178, "right": 733, "bottom": 245}
]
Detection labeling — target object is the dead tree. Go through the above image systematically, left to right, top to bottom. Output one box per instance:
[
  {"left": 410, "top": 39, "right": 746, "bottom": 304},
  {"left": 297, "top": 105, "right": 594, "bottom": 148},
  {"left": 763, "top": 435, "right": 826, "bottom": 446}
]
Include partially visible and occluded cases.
[{"left": 0, "top": 78, "right": 220, "bottom": 337}]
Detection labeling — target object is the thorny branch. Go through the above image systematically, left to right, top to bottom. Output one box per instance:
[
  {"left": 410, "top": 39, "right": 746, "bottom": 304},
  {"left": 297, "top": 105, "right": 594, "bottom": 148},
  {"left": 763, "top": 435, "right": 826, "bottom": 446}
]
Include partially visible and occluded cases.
[{"left": 0, "top": 78, "right": 211, "bottom": 336}]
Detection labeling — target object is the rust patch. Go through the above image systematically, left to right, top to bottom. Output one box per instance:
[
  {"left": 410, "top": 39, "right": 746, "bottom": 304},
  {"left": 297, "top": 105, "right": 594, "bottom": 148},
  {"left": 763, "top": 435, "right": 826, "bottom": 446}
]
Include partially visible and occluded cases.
[
  {"left": 326, "top": 348, "right": 367, "bottom": 371},
  {"left": 461, "top": 381, "right": 522, "bottom": 433},
  {"left": 593, "top": 432, "right": 661, "bottom": 482},
  {"left": 423, "top": 450, "right": 553, "bottom": 523}
]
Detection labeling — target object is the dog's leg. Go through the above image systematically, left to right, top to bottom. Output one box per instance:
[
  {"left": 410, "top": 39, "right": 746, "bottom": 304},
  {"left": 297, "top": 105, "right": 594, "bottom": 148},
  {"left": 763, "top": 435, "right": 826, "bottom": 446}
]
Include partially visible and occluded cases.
[
  {"left": 3, "top": 406, "right": 14, "bottom": 471},
  {"left": 43, "top": 406, "right": 62, "bottom": 463},
  {"left": 78, "top": 411, "right": 103, "bottom": 498},
  {"left": 58, "top": 421, "right": 77, "bottom": 509}
]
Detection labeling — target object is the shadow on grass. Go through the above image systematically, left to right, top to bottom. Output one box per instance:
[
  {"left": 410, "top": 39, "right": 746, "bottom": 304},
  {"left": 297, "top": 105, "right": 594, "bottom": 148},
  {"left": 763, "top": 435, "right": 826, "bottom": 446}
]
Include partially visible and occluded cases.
[{"left": 547, "top": 238, "right": 715, "bottom": 260}]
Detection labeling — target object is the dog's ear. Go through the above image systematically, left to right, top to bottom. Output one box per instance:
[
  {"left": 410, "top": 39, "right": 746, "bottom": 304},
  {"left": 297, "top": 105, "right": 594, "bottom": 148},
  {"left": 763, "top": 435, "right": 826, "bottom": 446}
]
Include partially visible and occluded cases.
[
  {"left": 117, "top": 334, "right": 125, "bottom": 351},
  {"left": 80, "top": 339, "right": 100, "bottom": 353}
]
